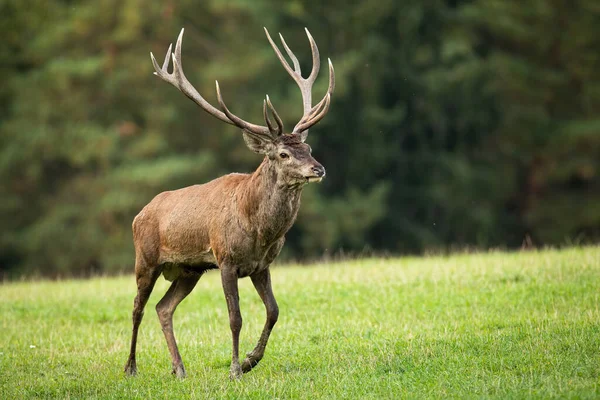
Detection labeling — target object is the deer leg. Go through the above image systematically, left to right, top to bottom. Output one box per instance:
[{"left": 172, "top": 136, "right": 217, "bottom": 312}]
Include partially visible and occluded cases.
[
  {"left": 124, "top": 258, "right": 161, "bottom": 376},
  {"left": 221, "top": 267, "right": 243, "bottom": 380},
  {"left": 242, "top": 268, "right": 279, "bottom": 373},
  {"left": 155, "top": 271, "right": 200, "bottom": 379}
]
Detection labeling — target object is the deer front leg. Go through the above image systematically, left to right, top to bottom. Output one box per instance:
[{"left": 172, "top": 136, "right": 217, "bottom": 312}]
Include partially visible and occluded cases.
[
  {"left": 221, "top": 266, "right": 243, "bottom": 380},
  {"left": 242, "top": 268, "right": 279, "bottom": 373}
]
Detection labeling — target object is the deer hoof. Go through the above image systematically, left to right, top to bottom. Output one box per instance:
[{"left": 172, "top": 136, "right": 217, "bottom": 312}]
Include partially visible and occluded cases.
[
  {"left": 241, "top": 357, "right": 259, "bottom": 373},
  {"left": 124, "top": 361, "right": 137, "bottom": 377},
  {"left": 229, "top": 363, "right": 243, "bottom": 380},
  {"left": 172, "top": 364, "right": 186, "bottom": 379}
]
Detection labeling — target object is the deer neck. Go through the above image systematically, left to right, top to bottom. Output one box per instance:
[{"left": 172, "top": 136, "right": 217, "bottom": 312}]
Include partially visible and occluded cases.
[{"left": 242, "top": 157, "right": 303, "bottom": 241}]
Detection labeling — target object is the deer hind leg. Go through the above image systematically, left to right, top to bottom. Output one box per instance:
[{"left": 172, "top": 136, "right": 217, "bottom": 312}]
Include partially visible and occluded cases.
[
  {"left": 124, "top": 256, "right": 162, "bottom": 376},
  {"left": 242, "top": 268, "right": 279, "bottom": 373},
  {"left": 155, "top": 270, "right": 201, "bottom": 379}
]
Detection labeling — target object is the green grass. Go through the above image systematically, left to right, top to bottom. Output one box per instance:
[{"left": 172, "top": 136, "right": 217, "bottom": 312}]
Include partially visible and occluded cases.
[{"left": 1, "top": 247, "right": 599, "bottom": 399}]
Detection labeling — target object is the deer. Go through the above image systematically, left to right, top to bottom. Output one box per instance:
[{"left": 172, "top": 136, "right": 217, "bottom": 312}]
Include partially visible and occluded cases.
[{"left": 123, "top": 27, "right": 334, "bottom": 380}]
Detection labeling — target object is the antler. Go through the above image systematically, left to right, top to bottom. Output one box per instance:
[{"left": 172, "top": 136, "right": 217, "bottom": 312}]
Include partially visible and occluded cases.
[
  {"left": 264, "top": 27, "right": 335, "bottom": 141},
  {"left": 150, "top": 28, "right": 277, "bottom": 139},
  {"left": 151, "top": 28, "right": 333, "bottom": 141}
]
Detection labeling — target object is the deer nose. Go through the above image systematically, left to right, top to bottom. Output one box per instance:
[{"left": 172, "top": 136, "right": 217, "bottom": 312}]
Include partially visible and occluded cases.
[{"left": 311, "top": 165, "right": 326, "bottom": 177}]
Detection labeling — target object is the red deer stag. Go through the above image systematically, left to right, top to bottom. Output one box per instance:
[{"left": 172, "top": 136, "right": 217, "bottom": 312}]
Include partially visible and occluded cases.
[{"left": 124, "top": 28, "right": 334, "bottom": 380}]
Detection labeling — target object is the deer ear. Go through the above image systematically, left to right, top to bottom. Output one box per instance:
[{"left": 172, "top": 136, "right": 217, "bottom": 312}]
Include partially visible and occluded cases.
[{"left": 242, "top": 131, "right": 274, "bottom": 154}]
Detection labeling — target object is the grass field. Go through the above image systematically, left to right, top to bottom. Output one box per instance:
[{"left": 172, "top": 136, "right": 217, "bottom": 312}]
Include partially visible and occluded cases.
[{"left": 1, "top": 247, "right": 599, "bottom": 399}]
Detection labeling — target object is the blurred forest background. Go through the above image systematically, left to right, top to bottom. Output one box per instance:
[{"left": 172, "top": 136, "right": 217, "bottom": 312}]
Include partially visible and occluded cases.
[{"left": 1, "top": 0, "right": 599, "bottom": 278}]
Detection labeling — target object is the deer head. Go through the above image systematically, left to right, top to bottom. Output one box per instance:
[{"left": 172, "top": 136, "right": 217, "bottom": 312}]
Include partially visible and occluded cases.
[{"left": 150, "top": 28, "right": 334, "bottom": 187}]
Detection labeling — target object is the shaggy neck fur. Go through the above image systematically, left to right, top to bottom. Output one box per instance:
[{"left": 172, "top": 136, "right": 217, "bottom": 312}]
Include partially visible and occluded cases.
[{"left": 241, "top": 157, "right": 303, "bottom": 245}]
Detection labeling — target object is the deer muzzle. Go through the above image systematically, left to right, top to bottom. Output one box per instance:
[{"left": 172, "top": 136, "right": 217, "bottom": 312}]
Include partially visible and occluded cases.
[{"left": 307, "top": 165, "right": 326, "bottom": 183}]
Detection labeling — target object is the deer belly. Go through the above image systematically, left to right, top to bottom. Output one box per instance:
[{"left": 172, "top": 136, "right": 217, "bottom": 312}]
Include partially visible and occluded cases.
[
  {"left": 159, "top": 246, "right": 216, "bottom": 267},
  {"left": 160, "top": 248, "right": 218, "bottom": 282},
  {"left": 162, "top": 260, "right": 218, "bottom": 282},
  {"left": 235, "top": 262, "right": 268, "bottom": 278}
]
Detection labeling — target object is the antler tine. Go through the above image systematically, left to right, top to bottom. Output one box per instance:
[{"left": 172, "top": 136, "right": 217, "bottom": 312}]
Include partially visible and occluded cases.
[
  {"left": 151, "top": 28, "right": 271, "bottom": 136},
  {"left": 264, "top": 28, "right": 296, "bottom": 81},
  {"left": 304, "top": 28, "right": 320, "bottom": 84},
  {"left": 279, "top": 33, "right": 301, "bottom": 74},
  {"left": 161, "top": 43, "right": 172, "bottom": 71},
  {"left": 150, "top": 45, "right": 171, "bottom": 79},
  {"left": 216, "top": 81, "right": 275, "bottom": 139},
  {"left": 262, "top": 95, "right": 284, "bottom": 136},
  {"left": 266, "top": 95, "right": 284, "bottom": 135},
  {"left": 263, "top": 100, "right": 276, "bottom": 133}
]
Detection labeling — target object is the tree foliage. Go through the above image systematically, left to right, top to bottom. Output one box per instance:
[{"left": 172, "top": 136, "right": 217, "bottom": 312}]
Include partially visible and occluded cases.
[{"left": 1, "top": 0, "right": 598, "bottom": 277}]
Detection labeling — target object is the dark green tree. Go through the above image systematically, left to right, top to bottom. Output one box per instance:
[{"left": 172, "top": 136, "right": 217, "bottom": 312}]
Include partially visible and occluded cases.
[
  {"left": 1, "top": 0, "right": 598, "bottom": 277},
  {"left": 462, "top": 0, "right": 600, "bottom": 245}
]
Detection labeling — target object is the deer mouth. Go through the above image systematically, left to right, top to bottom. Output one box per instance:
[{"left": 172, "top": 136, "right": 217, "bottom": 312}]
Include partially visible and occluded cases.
[{"left": 306, "top": 176, "right": 323, "bottom": 183}]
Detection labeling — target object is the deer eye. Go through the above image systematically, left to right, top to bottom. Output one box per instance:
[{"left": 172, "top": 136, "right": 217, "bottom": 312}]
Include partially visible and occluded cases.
[{"left": 279, "top": 153, "right": 289, "bottom": 159}]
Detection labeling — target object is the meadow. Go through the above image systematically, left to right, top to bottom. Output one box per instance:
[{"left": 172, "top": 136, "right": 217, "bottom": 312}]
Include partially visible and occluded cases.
[{"left": 1, "top": 247, "right": 599, "bottom": 399}]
